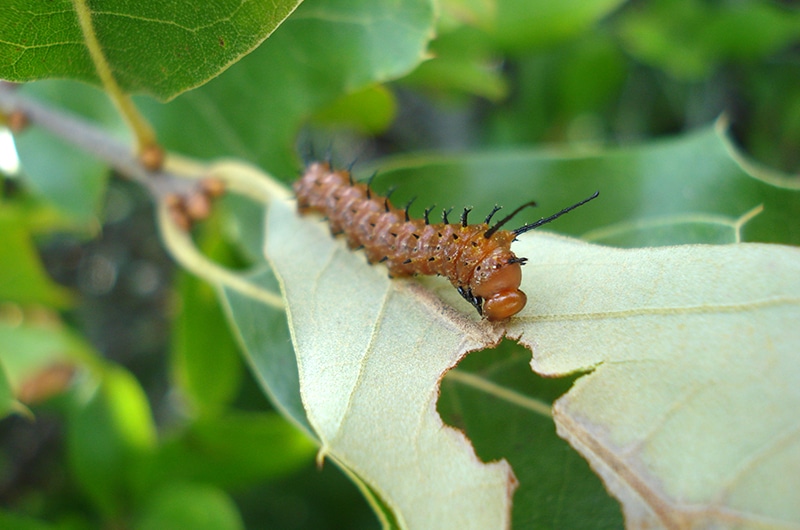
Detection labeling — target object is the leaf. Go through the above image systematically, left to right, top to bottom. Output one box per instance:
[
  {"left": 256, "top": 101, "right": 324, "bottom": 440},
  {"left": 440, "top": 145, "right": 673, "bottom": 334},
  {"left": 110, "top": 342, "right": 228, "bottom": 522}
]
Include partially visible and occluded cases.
[
  {"left": 0, "top": 0, "right": 304, "bottom": 101},
  {"left": 146, "top": 0, "right": 435, "bottom": 175},
  {"left": 493, "top": 0, "right": 626, "bottom": 52},
  {"left": 615, "top": 0, "right": 800, "bottom": 80},
  {"left": 402, "top": 26, "right": 509, "bottom": 101},
  {"left": 311, "top": 85, "right": 397, "bottom": 135},
  {"left": 201, "top": 117, "right": 798, "bottom": 526},
  {"left": 373, "top": 120, "right": 800, "bottom": 247},
  {"left": 14, "top": 125, "right": 109, "bottom": 225},
  {"left": 258, "top": 149, "right": 799, "bottom": 527},
  {"left": 265, "top": 189, "right": 800, "bottom": 526},
  {"left": 265, "top": 198, "right": 515, "bottom": 529},
  {"left": 0, "top": 207, "right": 72, "bottom": 307},
  {"left": 171, "top": 215, "right": 246, "bottom": 418},
  {"left": 503, "top": 234, "right": 800, "bottom": 529},
  {"left": 220, "top": 266, "right": 314, "bottom": 436},
  {"left": 171, "top": 270, "right": 242, "bottom": 417},
  {"left": 0, "top": 319, "right": 98, "bottom": 404},
  {"left": 439, "top": 343, "right": 624, "bottom": 529},
  {"left": 0, "top": 360, "right": 17, "bottom": 418},
  {"left": 67, "top": 366, "right": 157, "bottom": 518},
  {"left": 150, "top": 412, "right": 315, "bottom": 490},
  {"left": 135, "top": 483, "right": 243, "bottom": 530},
  {"left": 0, "top": 510, "right": 79, "bottom": 530}
]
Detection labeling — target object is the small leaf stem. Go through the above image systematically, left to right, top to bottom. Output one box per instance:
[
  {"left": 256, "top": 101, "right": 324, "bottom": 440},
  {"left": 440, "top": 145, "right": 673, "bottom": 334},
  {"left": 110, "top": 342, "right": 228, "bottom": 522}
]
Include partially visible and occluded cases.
[
  {"left": 71, "top": 0, "right": 159, "bottom": 157},
  {"left": 157, "top": 200, "right": 284, "bottom": 309}
]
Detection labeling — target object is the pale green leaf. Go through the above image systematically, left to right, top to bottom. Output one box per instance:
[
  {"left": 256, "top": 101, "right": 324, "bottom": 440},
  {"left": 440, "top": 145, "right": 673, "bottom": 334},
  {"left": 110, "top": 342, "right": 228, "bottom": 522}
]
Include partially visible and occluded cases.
[
  {"left": 196, "top": 119, "right": 799, "bottom": 526},
  {"left": 263, "top": 195, "right": 799, "bottom": 528},
  {"left": 266, "top": 198, "right": 515, "bottom": 529},
  {"left": 503, "top": 235, "right": 800, "bottom": 529}
]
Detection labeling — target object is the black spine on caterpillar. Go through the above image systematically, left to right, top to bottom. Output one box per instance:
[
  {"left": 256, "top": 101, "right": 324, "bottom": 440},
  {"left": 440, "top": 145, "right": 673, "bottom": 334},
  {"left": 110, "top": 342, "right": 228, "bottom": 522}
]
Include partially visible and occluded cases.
[{"left": 294, "top": 161, "right": 598, "bottom": 320}]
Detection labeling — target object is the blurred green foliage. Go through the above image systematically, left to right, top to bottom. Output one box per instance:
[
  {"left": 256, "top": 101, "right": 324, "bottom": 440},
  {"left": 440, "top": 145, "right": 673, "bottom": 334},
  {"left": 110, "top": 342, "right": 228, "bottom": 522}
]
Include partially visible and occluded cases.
[{"left": 1, "top": 0, "right": 798, "bottom": 528}]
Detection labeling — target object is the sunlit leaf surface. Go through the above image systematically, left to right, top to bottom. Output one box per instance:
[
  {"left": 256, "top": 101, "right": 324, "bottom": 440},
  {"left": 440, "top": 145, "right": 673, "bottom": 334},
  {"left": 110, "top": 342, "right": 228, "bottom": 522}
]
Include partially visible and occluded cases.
[
  {"left": 0, "top": 0, "right": 303, "bottom": 100},
  {"left": 265, "top": 197, "right": 516, "bottom": 529},
  {"left": 259, "top": 202, "right": 799, "bottom": 528},
  {"left": 505, "top": 235, "right": 800, "bottom": 529}
]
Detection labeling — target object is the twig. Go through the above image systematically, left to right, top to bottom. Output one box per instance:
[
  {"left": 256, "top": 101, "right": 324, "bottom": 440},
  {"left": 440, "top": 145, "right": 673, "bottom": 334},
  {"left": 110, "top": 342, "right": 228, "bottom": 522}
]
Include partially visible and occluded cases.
[
  {"left": 0, "top": 81, "right": 194, "bottom": 200},
  {"left": 0, "top": 81, "right": 285, "bottom": 306}
]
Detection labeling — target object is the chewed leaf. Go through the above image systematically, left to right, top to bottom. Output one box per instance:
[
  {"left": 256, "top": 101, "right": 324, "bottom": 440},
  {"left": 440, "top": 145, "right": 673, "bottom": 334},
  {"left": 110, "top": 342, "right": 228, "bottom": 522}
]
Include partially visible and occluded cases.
[
  {"left": 0, "top": 0, "right": 302, "bottom": 100},
  {"left": 231, "top": 135, "right": 799, "bottom": 526},
  {"left": 266, "top": 186, "right": 800, "bottom": 527},
  {"left": 265, "top": 198, "right": 515, "bottom": 529},
  {"left": 507, "top": 234, "right": 800, "bottom": 529}
]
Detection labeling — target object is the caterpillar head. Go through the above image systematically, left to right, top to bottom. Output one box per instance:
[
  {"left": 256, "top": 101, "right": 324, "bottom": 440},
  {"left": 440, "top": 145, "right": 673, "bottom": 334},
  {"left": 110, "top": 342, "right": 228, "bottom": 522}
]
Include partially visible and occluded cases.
[
  {"left": 470, "top": 190, "right": 599, "bottom": 320},
  {"left": 472, "top": 261, "right": 527, "bottom": 321}
]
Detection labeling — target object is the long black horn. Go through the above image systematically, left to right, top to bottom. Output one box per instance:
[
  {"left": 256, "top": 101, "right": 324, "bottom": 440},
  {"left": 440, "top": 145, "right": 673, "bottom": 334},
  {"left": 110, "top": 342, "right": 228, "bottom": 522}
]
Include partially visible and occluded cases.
[{"left": 513, "top": 191, "right": 599, "bottom": 236}]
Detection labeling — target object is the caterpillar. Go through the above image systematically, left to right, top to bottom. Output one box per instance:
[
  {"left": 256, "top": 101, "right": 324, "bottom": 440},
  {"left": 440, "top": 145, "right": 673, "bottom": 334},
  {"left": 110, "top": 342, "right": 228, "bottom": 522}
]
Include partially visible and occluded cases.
[{"left": 294, "top": 161, "right": 598, "bottom": 321}]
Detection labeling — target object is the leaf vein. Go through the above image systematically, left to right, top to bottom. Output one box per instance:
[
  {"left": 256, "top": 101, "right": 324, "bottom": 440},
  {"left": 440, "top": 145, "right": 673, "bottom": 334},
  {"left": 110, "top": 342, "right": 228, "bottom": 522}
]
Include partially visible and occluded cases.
[{"left": 531, "top": 295, "right": 799, "bottom": 322}]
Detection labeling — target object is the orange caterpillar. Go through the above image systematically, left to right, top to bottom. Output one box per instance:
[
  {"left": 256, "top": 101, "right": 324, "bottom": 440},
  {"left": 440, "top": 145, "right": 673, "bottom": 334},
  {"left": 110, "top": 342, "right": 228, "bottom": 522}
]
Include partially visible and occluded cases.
[{"left": 294, "top": 161, "right": 598, "bottom": 321}]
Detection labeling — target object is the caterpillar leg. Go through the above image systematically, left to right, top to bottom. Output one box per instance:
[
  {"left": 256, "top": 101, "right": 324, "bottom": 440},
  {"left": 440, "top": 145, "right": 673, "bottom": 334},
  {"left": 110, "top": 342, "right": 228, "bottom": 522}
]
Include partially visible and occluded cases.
[{"left": 457, "top": 286, "right": 483, "bottom": 316}]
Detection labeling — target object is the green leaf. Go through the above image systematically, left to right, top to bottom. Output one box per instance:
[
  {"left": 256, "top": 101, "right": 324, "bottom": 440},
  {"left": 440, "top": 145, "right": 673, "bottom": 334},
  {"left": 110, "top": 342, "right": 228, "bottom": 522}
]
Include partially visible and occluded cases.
[
  {"left": 0, "top": 0, "right": 304, "bottom": 101},
  {"left": 145, "top": 0, "right": 435, "bottom": 175},
  {"left": 494, "top": 0, "right": 626, "bottom": 52},
  {"left": 615, "top": 0, "right": 800, "bottom": 80},
  {"left": 403, "top": 26, "right": 508, "bottom": 101},
  {"left": 311, "top": 85, "right": 397, "bottom": 135},
  {"left": 373, "top": 121, "right": 800, "bottom": 246},
  {"left": 14, "top": 127, "right": 108, "bottom": 225},
  {"left": 0, "top": 207, "right": 72, "bottom": 307},
  {"left": 171, "top": 217, "right": 244, "bottom": 417},
  {"left": 505, "top": 235, "right": 800, "bottom": 528},
  {"left": 220, "top": 267, "right": 313, "bottom": 435},
  {"left": 172, "top": 270, "right": 242, "bottom": 417},
  {"left": 0, "top": 319, "right": 99, "bottom": 406},
  {"left": 439, "top": 344, "right": 624, "bottom": 528},
  {"left": 0, "top": 360, "right": 16, "bottom": 418},
  {"left": 67, "top": 366, "right": 157, "bottom": 518},
  {"left": 151, "top": 412, "right": 315, "bottom": 490},
  {"left": 136, "top": 483, "right": 243, "bottom": 530},
  {"left": 0, "top": 510, "right": 90, "bottom": 530}
]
